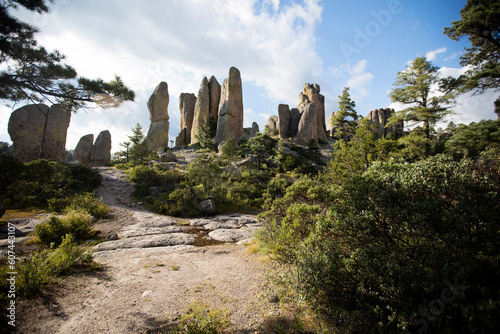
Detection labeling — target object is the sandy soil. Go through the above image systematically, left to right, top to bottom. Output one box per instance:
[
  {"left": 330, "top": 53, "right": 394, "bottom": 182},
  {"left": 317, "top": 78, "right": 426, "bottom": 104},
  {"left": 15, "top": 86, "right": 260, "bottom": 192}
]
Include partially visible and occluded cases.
[{"left": 14, "top": 167, "right": 290, "bottom": 334}]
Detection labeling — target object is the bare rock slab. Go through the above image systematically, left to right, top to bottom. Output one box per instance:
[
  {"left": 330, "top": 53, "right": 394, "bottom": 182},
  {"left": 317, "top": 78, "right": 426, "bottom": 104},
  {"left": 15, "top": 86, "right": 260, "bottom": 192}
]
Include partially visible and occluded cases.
[
  {"left": 208, "top": 229, "right": 253, "bottom": 242},
  {"left": 93, "top": 233, "right": 195, "bottom": 251}
]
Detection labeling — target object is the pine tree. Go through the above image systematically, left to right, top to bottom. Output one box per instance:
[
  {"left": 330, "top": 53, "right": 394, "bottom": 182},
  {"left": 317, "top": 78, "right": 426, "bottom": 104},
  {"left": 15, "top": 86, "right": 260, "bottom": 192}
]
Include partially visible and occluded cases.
[
  {"left": 0, "top": 0, "right": 134, "bottom": 111},
  {"left": 444, "top": 0, "right": 500, "bottom": 117},
  {"left": 389, "top": 57, "right": 455, "bottom": 139},
  {"left": 330, "top": 87, "right": 358, "bottom": 140},
  {"left": 128, "top": 124, "right": 151, "bottom": 165}
]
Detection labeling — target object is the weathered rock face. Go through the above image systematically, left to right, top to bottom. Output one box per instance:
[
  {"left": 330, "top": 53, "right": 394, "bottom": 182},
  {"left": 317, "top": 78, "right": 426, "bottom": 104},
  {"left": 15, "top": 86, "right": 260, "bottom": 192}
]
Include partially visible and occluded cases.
[
  {"left": 214, "top": 67, "right": 244, "bottom": 146},
  {"left": 208, "top": 76, "right": 221, "bottom": 121},
  {"left": 191, "top": 77, "right": 210, "bottom": 144},
  {"left": 146, "top": 82, "right": 169, "bottom": 151},
  {"left": 297, "top": 83, "right": 328, "bottom": 143},
  {"left": 176, "top": 93, "right": 197, "bottom": 146},
  {"left": 294, "top": 103, "right": 318, "bottom": 146},
  {"left": 8, "top": 104, "right": 71, "bottom": 162},
  {"left": 277, "top": 104, "right": 291, "bottom": 139},
  {"left": 290, "top": 108, "right": 301, "bottom": 138},
  {"left": 366, "top": 108, "right": 404, "bottom": 138},
  {"left": 266, "top": 116, "right": 278, "bottom": 130},
  {"left": 242, "top": 122, "right": 260, "bottom": 141},
  {"left": 91, "top": 130, "right": 112, "bottom": 166},
  {"left": 73, "top": 134, "right": 94, "bottom": 165}
]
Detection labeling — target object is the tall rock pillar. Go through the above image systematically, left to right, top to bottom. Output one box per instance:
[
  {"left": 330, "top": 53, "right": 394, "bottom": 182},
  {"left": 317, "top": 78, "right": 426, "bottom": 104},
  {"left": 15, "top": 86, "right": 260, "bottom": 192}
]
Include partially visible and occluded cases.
[
  {"left": 214, "top": 67, "right": 244, "bottom": 146},
  {"left": 146, "top": 82, "right": 169, "bottom": 151}
]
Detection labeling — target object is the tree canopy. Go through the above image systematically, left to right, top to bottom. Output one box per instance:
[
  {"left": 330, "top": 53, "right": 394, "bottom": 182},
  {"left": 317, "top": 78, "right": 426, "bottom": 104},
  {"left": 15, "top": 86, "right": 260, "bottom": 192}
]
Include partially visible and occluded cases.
[
  {"left": 0, "top": 0, "right": 135, "bottom": 111},
  {"left": 444, "top": 0, "right": 500, "bottom": 115},
  {"left": 389, "top": 56, "right": 456, "bottom": 138},
  {"left": 330, "top": 87, "right": 358, "bottom": 140}
]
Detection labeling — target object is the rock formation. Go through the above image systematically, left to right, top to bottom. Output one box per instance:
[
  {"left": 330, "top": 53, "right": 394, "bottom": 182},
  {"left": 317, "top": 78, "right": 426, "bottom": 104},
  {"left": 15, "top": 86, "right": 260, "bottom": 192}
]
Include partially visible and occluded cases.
[
  {"left": 214, "top": 67, "right": 244, "bottom": 146},
  {"left": 208, "top": 75, "right": 221, "bottom": 122},
  {"left": 191, "top": 77, "right": 210, "bottom": 144},
  {"left": 146, "top": 82, "right": 169, "bottom": 151},
  {"left": 270, "top": 83, "right": 327, "bottom": 145},
  {"left": 297, "top": 83, "right": 328, "bottom": 143},
  {"left": 175, "top": 93, "right": 196, "bottom": 146},
  {"left": 294, "top": 103, "right": 319, "bottom": 146},
  {"left": 8, "top": 104, "right": 71, "bottom": 162},
  {"left": 277, "top": 104, "right": 291, "bottom": 139},
  {"left": 366, "top": 108, "right": 404, "bottom": 138},
  {"left": 266, "top": 116, "right": 278, "bottom": 131},
  {"left": 242, "top": 122, "right": 260, "bottom": 141},
  {"left": 91, "top": 130, "right": 112, "bottom": 166},
  {"left": 73, "top": 134, "right": 94, "bottom": 165}
]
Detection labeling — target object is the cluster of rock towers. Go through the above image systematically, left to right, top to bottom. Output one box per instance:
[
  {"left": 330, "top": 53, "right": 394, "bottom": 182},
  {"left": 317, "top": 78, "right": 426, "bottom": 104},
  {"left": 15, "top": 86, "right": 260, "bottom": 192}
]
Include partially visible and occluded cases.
[
  {"left": 6, "top": 65, "right": 404, "bottom": 165},
  {"left": 146, "top": 66, "right": 253, "bottom": 151}
]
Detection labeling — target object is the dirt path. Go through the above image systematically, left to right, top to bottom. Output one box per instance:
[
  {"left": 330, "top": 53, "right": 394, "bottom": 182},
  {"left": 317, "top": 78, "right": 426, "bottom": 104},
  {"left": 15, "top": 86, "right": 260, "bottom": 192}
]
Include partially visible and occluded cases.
[{"left": 16, "top": 167, "right": 285, "bottom": 333}]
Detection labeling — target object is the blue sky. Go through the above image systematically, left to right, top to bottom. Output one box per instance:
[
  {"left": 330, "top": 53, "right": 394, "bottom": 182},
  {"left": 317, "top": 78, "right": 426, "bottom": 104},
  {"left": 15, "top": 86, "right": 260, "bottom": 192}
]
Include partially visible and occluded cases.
[{"left": 1, "top": 0, "right": 497, "bottom": 152}]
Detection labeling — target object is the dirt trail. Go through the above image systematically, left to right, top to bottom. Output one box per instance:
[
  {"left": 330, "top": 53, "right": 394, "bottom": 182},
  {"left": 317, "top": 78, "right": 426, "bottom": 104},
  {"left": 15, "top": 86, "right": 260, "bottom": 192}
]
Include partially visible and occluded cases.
[{"left": 16, "top": 167, "right": 281, "bottom": 333}]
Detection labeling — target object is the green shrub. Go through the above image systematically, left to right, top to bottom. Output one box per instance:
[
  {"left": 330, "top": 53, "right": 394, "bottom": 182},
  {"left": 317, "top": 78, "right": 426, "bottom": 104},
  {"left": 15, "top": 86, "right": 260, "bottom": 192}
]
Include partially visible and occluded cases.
[
  {"left": 259, "top": 155, "right": 500, "bottom": 333},
  {"left": 0, "top": 157, "right": 101, "bottom": 209},
  {"left": 48, "top": 192, "right": 110, "bottom": 218},
  {"left": 34, "top": 210, "right": 97, "bottom": 246},
  {"left": 15, "top": 234, "right": 94, "bottom": 298},
  {"left": 171, "top": 302, "right": 230, "bottom": 334}
]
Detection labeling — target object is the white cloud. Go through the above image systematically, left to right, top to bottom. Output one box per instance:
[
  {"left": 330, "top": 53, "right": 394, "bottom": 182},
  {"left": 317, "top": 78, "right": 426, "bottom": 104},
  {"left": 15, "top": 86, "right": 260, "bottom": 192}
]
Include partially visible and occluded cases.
[
  {"left": 3, "top": 0, "right": 324, "bottom": 152},
  {"left": 426, "top": 47, "right": 447, "bottom": 61},
  {"left": 332, "top": 60, "right": 374, "bottom": 100}
]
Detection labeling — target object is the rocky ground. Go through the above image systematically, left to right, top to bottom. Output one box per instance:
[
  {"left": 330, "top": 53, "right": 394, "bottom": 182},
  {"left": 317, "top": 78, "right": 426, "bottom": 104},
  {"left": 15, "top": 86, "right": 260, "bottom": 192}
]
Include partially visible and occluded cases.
[{"left": 10, "top": 167, "right": 298, "bottom": 333}]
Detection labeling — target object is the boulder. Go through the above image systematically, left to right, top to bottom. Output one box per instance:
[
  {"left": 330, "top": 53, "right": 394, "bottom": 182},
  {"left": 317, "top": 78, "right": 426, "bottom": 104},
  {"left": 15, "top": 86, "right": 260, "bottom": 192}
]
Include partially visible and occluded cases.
[
  {"left": 214, "top": 67, "right": 244, "bottom": 146},
  {"left": 208, "top": 75, "right": 221, "bottom": 121},
  {"left": 191, "top": 77, "right": 210, "bottom": 144},
  {"left": 146, "top": 82, "right": 170, "bottom": 151},
  {"left": 177, "top": 92, "right": 197, "bottom": 146},
  {"left": 8, "top": 104, "right": 71, "bottom": 162},
  {"left": 277, "top": 104, "right": 291, "bottom": 139},
  {"left": 242, "top": 122, "right": 260, "bottom": 141},
  {"left": 91, "top": 130, "right": 112, "bottom": 166},
  {"left": 73, "top": 134, "right": 94, "bottom": 165},
  {"left": 157, "top": 149, "right": 176, "bottom": 162},
  {"left": 198, "top": 199, "right": 216, "bottom": 214}
]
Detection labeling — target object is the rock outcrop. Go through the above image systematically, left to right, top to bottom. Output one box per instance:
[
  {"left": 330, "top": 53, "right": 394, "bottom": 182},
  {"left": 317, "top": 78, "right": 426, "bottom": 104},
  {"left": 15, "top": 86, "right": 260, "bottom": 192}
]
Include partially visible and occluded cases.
[
  {"left": 214, "top": 67, "right": 244, "bottom": 146},
  {"left": 208, "top": 76, "right": 221, "bottom": 122},
  {"left": 191, "top": 77, "right": 210, "bottom": 144},
  {"left": 146, "top": 82, "right": 169, "bottom": 151},
  {"left": 270, "top": 83, "right": 327, "bottom": 145},
  {"left": 296, "top": 83, "right": 328, "bottom": 143},
  {"left": 175, "top": 93, "right": 196, "bottom": 146},
  {"left": 294, "top": 103, "right": 319, "bottom": 146},
  {"left": 8, "top": 104, "right": 71, "bottom": 162},
  {"left": 366, "top": 108, "right": 404, "bottom": 138},
  {"left": 266, "top": 116, "right": 278, "bottom": 132},
  {"left": 242, "top": 122, "right": 260, "bottom": 141},
  {"left": 91, "top": 130, "right": 112, "bottom": 166},
  {"left": 73, "top": 134, "right": 94, "bottom": 165}
]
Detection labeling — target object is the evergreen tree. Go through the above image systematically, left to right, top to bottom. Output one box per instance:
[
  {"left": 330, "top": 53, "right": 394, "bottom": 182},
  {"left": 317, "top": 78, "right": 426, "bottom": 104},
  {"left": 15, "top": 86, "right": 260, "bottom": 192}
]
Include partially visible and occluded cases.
[
  {"left": 0, "top": 0, "right": 134, "bottom": 111},
  {"left": 444, "top": 0, "right": 500, "bottom": 113},
  {"left": 389, "top": 57, "right": 456, "bottom": 139},
  {"left": 330, "top": 87, "right": 358, "bottom": 140},
  {"left": 127, "top": 123, "right": 151, "bottom": 165}
]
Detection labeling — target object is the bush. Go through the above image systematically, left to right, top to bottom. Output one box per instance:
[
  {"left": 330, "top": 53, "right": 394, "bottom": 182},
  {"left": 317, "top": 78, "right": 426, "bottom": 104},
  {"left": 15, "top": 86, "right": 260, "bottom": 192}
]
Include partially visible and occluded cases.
[
  {"left": 259, "top": 155, "right": 500, "bottom": 333},
  {"left": 0, "top": 157, "right": 101, "bottom": 209},
  {"left": 48, "top": 192, "right": 110, "bottom": 218},
  {"left": 34, "top": 210, "right": 97, "bottom": 246},
  {"left": 14, "top": 234, "right": 94, "bottom": 298},
  {"left": 171, "top": 302, "right": 230, "bottom": 334}
]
